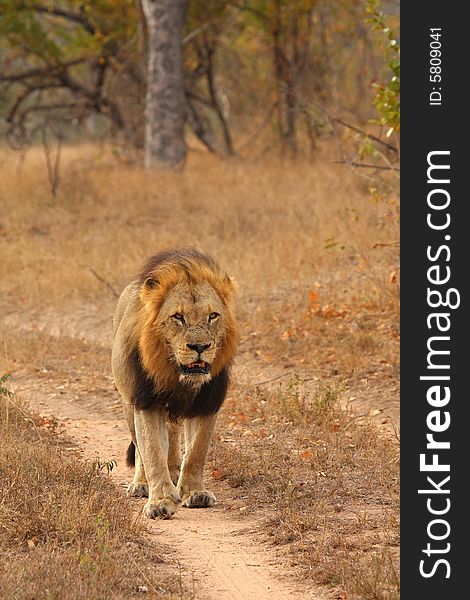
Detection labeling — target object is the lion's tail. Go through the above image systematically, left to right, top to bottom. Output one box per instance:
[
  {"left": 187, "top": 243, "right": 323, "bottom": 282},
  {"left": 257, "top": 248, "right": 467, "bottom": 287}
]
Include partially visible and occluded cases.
[{"left": 126, "top": 440, "right": 136, "bottom": 468}]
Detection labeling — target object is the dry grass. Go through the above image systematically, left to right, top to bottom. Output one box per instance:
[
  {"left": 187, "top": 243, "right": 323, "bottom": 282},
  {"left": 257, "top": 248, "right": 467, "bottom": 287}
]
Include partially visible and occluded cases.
[
  {"left": 0, "top": 144, "right": 398, "bottom": 311},
  {"left": 0, "top": 145, "right": 399, "bottom": 599},
  {"left": 210, "top": 379, "right": 400, "bottom": 599},
  {"left": 0, "top": 383, "right": 187, "bottom": 600}
]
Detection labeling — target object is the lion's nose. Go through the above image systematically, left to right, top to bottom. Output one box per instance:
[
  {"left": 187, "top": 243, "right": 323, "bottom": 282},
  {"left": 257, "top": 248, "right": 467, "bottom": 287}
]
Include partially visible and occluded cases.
[{"left": 187, "top": 343, "right": 211, "bottom": 355}]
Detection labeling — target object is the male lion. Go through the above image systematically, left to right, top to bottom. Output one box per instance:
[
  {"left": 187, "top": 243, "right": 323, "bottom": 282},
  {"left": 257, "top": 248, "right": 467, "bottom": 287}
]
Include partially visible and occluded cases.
[{"left": 112, "top": 249, "right": 239, "bottom": 519}]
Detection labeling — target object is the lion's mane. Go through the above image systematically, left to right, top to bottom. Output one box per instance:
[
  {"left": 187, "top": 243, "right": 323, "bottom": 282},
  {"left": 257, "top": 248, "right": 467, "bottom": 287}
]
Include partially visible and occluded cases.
[{"left": 114, "top": 248, "right": 239, "bottom": 422}]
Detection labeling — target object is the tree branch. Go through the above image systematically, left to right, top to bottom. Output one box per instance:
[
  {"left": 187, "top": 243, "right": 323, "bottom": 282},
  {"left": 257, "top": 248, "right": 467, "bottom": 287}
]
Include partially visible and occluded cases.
[
  {"left": 225, "top": 1, "right": 269, "bottom": 21},
  {"left": 29, "top": 3, "right": 96, "bottom": 35},
  {"left": 182, "top": 23, "right": 211, "bottom": 45},
  {"left": 202, "top": 36, "right": 235, "bottom": 156},
  {"left": 0, "top": 59, "right": 87, "bottom": 83},
  {"left": 6, "top": 83, "right": 74, "bottom": 122},
  {"left": 6, "top": 87, "right": 35, "bottom": 123},
  {"left": 186, "top": 90, "right": 214, "bottom": 110},
  {"left": 186, "top": 95, "right": 216, "bottom": 153},
  {"left": 21, "top": 101, "right": 88, "bottom": 116},
  {"left": 332, "top": 117, "right": 398, "bottom": 153}
]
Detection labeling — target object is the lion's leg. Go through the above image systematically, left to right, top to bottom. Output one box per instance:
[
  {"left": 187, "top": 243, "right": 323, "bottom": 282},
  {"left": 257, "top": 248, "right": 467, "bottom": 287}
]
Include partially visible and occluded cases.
[
  {"left": 123, "top": 402, "right": 135, "bottom": 435},
  {"left": 123, "top": 404, "right": 149, "bottom": 497},
  {"left": 134, "top": 408, "right": 181, "bottom": 519},
  {"left": 177, "top": 414, "right": 217, "bottom": 508},
  {"left": 168, "top": 422, "right": 182, "bottom": 485},
  {"left": 128, "top": 447, "right": 149, "bottom": 498}
]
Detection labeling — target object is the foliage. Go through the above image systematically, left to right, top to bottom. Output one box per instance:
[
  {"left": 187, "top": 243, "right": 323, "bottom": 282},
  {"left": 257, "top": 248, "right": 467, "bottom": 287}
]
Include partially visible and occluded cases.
[
  {"left": 0, "top": 0, "right": 399, "bottom": 158},
  {"left": 0, "top": 0, "right": 140, "bottom": 146},
  {"left": 0, "top": 0, "right": 138, "bottom": 68},
  {"left": 366, "top": 0, "right": 400, "bottom": 136},
  {"left": 0, "top": 374, "right": 13, "bottom": 399},
  {"left": 0, "top": 387, "right": 185, "bottom": 598},
  {"left": 92, "top": 457, "right": 118, "bottom": 474}
]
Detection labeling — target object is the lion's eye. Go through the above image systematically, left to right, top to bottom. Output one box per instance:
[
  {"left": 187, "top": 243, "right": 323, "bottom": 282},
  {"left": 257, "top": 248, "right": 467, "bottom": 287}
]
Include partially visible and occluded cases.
[
  {"left": 208, "top": 312, "right": 220, "bottom": 322},
  {"left": 172, "top": 313, "right": 185, "bottom": 324}
]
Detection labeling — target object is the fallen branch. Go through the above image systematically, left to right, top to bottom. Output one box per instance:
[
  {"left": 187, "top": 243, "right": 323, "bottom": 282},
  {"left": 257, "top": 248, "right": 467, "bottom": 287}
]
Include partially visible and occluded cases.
[
  {"left": 332, "top": 160, "right": 400, "bottom": 172},
  {"left": 372, "top": 241, "right": 400, "bottom": 248},
  {"left": 88, "top": 268, "right": 119, "bottom": 298},
  {"left": 254, "top": 373, "right": 292, "bottom": 386}
]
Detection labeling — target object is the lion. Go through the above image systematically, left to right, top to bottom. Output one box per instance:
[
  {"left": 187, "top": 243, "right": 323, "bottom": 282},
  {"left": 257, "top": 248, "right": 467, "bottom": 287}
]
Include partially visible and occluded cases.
[{"left": 112, "top": 248, "right": 239, "bottom": 519}]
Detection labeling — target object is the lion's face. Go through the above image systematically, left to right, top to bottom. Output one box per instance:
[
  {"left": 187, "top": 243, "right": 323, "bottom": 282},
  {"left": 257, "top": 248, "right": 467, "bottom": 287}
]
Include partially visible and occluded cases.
[
  {"left": 137, "top": 252, "right": 239, "bottom": 393},
  {"left": 154, "top": 281, "right": 229, "bottom": 386}
]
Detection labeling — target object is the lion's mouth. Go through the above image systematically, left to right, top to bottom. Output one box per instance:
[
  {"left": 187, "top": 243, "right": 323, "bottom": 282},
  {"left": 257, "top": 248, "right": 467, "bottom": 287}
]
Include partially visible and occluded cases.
[{"left": 180, "top": 360, "right": 210, "bottom": 375}]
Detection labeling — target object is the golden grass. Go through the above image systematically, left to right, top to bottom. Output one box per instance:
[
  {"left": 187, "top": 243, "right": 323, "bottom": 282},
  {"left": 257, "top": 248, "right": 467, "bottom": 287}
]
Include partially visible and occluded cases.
[
  {"left": 0, "top": 144, "right": 399, "bottom": 314},
  {"left": 0, "top": 145, "right": 399, "bottom": 599},
  {"left": 210, "top": 379, "right": 400, "bottom": 599},
  {"left": 211, "top": 381, "right": 400, "bottom": 600},
  {"left": 0, "top": 387, "right": 187, "bottom": 599}
]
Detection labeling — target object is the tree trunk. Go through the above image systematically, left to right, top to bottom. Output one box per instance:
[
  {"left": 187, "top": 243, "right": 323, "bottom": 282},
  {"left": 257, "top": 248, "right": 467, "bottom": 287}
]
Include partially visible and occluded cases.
[{"left": 141, "top": 0, "right": 188, "bottom": 169}]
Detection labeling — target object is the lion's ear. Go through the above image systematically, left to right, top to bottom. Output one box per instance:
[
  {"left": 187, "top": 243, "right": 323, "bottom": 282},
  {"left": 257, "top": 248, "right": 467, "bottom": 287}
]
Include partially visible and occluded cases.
[
  {"left": 221, "top": 274, "right": 238, "bottom": 300},
  {"left": 144, "top": 277, "right": 159, "bottom": 289}
]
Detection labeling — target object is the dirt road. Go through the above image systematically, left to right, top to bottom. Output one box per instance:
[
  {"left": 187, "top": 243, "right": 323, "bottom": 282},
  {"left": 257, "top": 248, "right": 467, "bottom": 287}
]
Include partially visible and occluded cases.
[{"left": 7, "top": 306, "right": 329, "bottom": 600}]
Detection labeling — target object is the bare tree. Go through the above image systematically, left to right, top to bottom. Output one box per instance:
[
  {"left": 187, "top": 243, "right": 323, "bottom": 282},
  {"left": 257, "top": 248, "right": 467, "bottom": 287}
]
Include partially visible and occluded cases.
[{"left": 141, "top": 0, "right": 189, "bottom": 169}]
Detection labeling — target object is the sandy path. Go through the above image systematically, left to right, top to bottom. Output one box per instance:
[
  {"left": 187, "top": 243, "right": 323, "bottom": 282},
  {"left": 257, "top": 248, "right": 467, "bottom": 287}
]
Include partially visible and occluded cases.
[
  {"left": 3, "top": 301, "right": 398, "bottom": 599},
  {"left": 17, "top": 368, "right": 328, "bottom": 600}
]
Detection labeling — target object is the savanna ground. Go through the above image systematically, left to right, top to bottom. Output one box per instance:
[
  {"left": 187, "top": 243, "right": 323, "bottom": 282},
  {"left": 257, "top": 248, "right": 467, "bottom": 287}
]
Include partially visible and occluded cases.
[{"left": 0, "top": 145, "right": 399, "bottom": 599}]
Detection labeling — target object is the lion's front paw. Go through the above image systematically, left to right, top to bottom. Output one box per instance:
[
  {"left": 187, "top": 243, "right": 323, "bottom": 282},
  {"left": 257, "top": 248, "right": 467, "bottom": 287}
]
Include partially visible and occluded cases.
[
  {"left": 127, "top": 482, "right": 149, "bottom": 498},
  {"left": 143, "top": 484, "right": 181, "bottom": 519},
  {"left": 181, "top": 490, "right": 216, "bottom": 508},
  {"left": 143, "top": 497, "right": 180, "bottom": 519}
]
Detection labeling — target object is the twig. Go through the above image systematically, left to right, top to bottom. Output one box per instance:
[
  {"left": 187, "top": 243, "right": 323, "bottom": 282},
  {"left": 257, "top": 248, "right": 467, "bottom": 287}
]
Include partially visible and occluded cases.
[
  {"left": 183, "top": 23, "right": 211, "bottom": 45},
  {"left": 237, "top": 102, "right": 277, "bottom": 154},
  {"left": 332, "top": 117, "right": 398, "bottom": 154},
  {"left": 41, "top": 125, "right": 62, "bottom": 197},
  {"left": 52, "top": 135, "right": 62, "bottom": 196},
  {"left": 332, "top": 160, "right": 399, "bottom": 172},
  {"left": 372, "top": 241, "right": 399, "bottom": 248},
  {"left": 88, "top": 267, "right": 119, "bottom": 298},
  {"left": 254, "top": 372, "right": 292, "bottom": 386},
  {"left": 3, "top": 396, "right": 43, "bottom": 442},
  {"left": 344, "top": 412, "right": 370, "bottom": 429},
  {"left": 388, "top": 417, "right": 401, "bottom": 444},
  {"left": 127, "top": 554, "right": 161, "bottom": 596}
]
